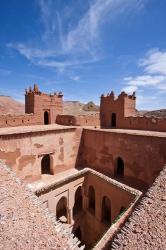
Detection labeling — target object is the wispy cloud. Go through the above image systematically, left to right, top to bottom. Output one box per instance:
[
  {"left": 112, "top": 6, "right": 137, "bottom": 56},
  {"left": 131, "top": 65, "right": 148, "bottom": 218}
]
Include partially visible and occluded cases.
[
  {"left": 7, "top": 0, "right": 146, "bottom": 70},
  {"left": 122, "top": 48, "right": 166, "bottom": 94},
  {"left": 139, "top": 49, "right": 166, "bottom": 75},
  {"left": 0, "top": 68, "right": 12, "bottom": 76}
]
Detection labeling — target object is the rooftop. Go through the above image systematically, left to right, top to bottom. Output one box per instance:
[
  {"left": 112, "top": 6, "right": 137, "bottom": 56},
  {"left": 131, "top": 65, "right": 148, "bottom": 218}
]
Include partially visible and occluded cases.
[
  {"left": 0, "top": 161, "right": 80, "bottom": 250},
  {"left": 110, "top": 165, "right": 166, "bottom": 249}
]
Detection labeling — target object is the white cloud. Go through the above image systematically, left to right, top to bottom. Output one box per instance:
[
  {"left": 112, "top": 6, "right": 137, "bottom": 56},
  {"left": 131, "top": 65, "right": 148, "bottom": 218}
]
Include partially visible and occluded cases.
[
  {"left": 7, "top": 0, "right": 146, "bottom": 70},
  {"left": 123, "top": 49, "right": 166, "bottom": 95},
  {"left": 139, "top": 49, "right": 166, "bottom": 75},
  {"left": 70, "top": 75, "right": 80, "bottom": 81},
  {"left": 122, "top": 85, "right": 138, "bottom": 93}
]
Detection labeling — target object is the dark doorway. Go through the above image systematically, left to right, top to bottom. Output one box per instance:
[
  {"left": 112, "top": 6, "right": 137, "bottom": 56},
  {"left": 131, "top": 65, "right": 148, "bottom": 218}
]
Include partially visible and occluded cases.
[
  {"left": 44, "top": 111, "right": 49, "bottom": 125},
  {"left": 111, "top": 113, "right": 116, "bottom": 127},
  {"left": 41, "top": 154, "right": 52, "bottom": 175},
  {"left": 116, "top": 157, "right": 124, "bottom": 178},
  {"left": 73, "top": 186, "right": 83, "bottom": 217},
  {"left": 88, "top": 186, "right": 95, "bottom": 214},
  {"left": 102, "top": 196, "right": 111, "bottom": 224},
  {"left": 56, "top": 197, "right": 67, "bottom": 222},
  {"left": 120, "top": 206, "right": 126, "bottom": 214},
  {"left": 74, "top": 227, "right": 82, "bottom": 242}
]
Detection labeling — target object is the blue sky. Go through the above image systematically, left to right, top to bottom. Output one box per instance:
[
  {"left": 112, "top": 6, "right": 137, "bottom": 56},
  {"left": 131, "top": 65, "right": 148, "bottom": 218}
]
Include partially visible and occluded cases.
[{"left": 0, "top": 0, "right": 166, "bottom": 110}]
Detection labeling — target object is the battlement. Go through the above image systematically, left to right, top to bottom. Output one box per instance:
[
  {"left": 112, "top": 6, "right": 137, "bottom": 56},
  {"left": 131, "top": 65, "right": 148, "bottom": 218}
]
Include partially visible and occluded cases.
[
  {"left": 25, "top": 84, "right": 63, "bottom": 98},
  {"left": 25, "top": 84, "right": 63, "bottom": 123},
  {"left": 100, "top": 90, "right": 137, "bottom": 128},
  {"left": 100, "top": 91, "right": 136, "bottom": 101}
]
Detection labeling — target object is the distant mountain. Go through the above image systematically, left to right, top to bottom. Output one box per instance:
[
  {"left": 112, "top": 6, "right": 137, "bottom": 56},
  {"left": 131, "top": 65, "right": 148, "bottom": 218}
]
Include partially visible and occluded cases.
[
  {"left": 0, "top": 96, "right": 24, "bottom": 115},
  {"left": 0, "top": 96, "right": 99, "bottom": 116},
  {"left": 1, "top": 96, "right": 165, "bottom": 118},
  {"left": 63, "top": 101, "right": 99, "bottom": 115},
  {"left": 82, "top": 101, "right": 99, "bottom": 112},
  {"left": 139, "top": 109, "right": 166, "bottom": 118}
]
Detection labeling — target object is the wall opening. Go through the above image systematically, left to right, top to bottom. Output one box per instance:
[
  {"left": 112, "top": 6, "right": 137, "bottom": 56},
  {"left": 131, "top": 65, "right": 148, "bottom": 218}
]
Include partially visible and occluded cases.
[
  {"left": 44, "top": 111, "right": 49, "bottom": 125},
  {"left": 111, "top": 113, "right": 116, "bottom": 127},
  {"left": 41, "top": 154, "right": 52, "bottom": 175},
  {"left": 116, "top": 157, "right": 124, "bottom": 178},
  {"left": 73, "top": 186, "right": 83, "bottom": 217},
  {"left": 88, "top": 186, "right": 95, "bottom": 214},
  {"left": 56, "top": 196, "right": 68, "bottom": 223},
  {"left": 102, "top": 196, "right": 111, "bottom": 224},
  {"left": 120, "top": 206, "right": 126, "bottom": 214},
  {"left": 74, "top": 226, "right": 82, "bottom": 244}
]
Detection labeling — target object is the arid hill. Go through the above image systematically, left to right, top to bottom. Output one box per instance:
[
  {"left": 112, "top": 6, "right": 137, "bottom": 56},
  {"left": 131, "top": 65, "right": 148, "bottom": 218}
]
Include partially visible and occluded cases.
[
  {"left": 0, "top": 96, "right": 99, "bottom": 115},
  {"left": 0, "top": 96, "right": 24, "bottom": 115},
  {"left": 1, "top": 96, "right": 165, "bottom": 117},
  {"left": 139, "top": 109, "right": 166, "bottom": 118}
]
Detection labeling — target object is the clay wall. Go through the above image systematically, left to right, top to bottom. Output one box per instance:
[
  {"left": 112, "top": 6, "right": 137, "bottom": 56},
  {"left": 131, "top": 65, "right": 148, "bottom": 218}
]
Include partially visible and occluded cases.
[
  {"left": 25, "top": 85, "right": 63, "bottom": 124},
  {"left": 100, "top": 91, "right": 166, "bottom": 132},
  {"left": 100, "top": 92, "right": 136, "bottom": 128},
  {"left": 56, "top": 113, "right": 100, "bottom": 127},
  {"left": 0, "top": 114, "right": 41, "bottom": 128},
  {"left": 120, "top": 116, "right": 166, "bottom": 132},
  {"left": 0, "top": 127, "right": 82, "bottom": 182},
  {"left": 77, "top": 129, "right": 166, "bottom": 190},
  {"left": 36, "top": 169, "right": 137, "bottom": 249}
]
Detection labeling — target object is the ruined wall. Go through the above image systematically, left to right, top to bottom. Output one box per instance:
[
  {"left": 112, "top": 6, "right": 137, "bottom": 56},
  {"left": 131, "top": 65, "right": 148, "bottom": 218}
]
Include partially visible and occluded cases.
[
  {"left": 56, "top": 113, "right": 100, "bottom": 127},
  {"left": 0, "top": 127, "right": 82, "bottom": 182},
  {"left": 77, "top": 129, "right": 166, "bottom": 190}
]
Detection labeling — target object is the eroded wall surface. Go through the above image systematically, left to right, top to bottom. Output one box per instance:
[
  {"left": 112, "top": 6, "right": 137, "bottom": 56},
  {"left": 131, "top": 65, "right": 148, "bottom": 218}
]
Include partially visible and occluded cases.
[
  {"left": 0, "top": 127, "right": 82, "bottom": 182},
  {"left": 78, "top": 129, "right": 166, "bottom": 190}
]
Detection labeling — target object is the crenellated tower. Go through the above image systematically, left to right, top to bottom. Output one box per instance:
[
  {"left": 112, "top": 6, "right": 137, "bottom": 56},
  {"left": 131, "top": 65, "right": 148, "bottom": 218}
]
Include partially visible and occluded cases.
[
  {"left": 25, "top": 84, "right": 63, "bottom": 124},
  {"left": 100, "top": 91, "right": 136, "bottom": 128}
]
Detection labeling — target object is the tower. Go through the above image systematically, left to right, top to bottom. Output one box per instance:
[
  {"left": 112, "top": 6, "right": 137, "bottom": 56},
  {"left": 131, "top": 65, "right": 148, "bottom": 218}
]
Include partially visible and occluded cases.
[
  {"left": 25, "top": 84, "right": 63, "bottom": 124},
  {"left": 100, "top": 91, "right": 136, "bottom": 128}
]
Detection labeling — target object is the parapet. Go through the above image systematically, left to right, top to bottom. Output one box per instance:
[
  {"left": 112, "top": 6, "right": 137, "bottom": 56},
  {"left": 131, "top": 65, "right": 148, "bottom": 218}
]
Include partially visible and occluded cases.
[
  {"left": 25, "top": 84, "right": 63, "bottom": 98},
  {"left": 101, "top": 91, "right": 136, "bottom": 101}
]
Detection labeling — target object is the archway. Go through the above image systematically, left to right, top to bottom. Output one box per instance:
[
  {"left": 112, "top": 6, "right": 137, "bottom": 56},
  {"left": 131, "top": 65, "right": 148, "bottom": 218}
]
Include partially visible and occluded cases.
[
  {"left": 44, "top": 111, "right": 49, "bottom": 125},
  {"left": 111, "top": 113, "right": 116, "bottom": 127},
  {"left": 41, "top": 154, "right": 52, "bottom": 175},
  {"left": 116, "top": 157, "right": 124, "bottom": 178},
  {"left": 73, "top": 186, "right": 83, "bottom": 217},
  {"left": 88, "top": 186, "right": 95, "bottom": 214},
  {"left": 102, "top": 196, "right": 111, "bottom": 224},
  {"left": 56, "top": 197, "right": 68, "bottom": 222}
]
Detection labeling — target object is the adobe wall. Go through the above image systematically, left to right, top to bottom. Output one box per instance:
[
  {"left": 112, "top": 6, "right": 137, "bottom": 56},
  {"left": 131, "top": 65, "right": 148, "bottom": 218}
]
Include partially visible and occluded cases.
[
  {"left": 0, "top": 85, "right": 64, "bottom": 128},
  {"left": 25, "top": 85, "right": 63, "bottom": 124},
  {"left": 100, "top": 91, "right": 166, "bottom": 132},
  {"left": 100, "top": 92, "right": 136, "bottom": 128},
  {"left": 56, "top": 113, "right": 100, "bottom": 127},
  {"left": 0, "top": 114, "right": 41, "bottom": 128},
  {"left": 120, "top": 116, "right": 166, "bottom": 132},
  {"left": 0, "top": 127, "right": 82, "bottom": 182},
  {"left": 77, "top": 129, "right": 166, "bottom": 190},
  {"left": 36, "top": 169, "right": 137, "bottom": 249}
]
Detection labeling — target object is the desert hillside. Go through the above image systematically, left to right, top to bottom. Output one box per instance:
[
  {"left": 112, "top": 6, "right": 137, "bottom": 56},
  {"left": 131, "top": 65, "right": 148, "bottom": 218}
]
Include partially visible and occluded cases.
[
  {"left": 0, "top": 96, "right": 99, "bottom": 115},
  {"left": 0, "top": 96, "right": 24, "bottom": 115},
  {"left": 1, "top": 96, "right": 165, "bottom": 117}
]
